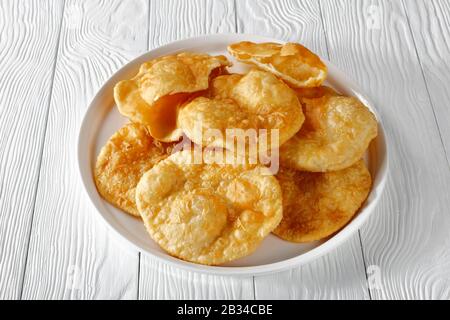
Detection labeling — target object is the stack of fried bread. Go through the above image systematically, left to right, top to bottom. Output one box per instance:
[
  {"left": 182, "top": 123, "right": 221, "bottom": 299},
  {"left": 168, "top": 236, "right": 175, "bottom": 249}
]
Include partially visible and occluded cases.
[{"left": 94, "top": 42, "right": 377, "bottom": 265}]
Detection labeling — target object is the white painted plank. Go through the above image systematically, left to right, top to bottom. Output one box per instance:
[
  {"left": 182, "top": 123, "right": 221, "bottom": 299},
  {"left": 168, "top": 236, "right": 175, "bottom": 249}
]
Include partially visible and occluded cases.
[
  {"left": 0, "top": 0, "right": 64, "bottom": 300},
  {"left": 21, "top": 0, "right": 149, "bottom": 299},
  {"left": 138, "top": 0, "right": 254, "bottom": 300},
  {"left": 148, "top": 0, "right": 235, "bottom": 49},
  {"left": 236, "top": 0, "right": 370, "bottom": 300},
  {"left": 236, "top": 0, "right": 327, "bottom": 55},
  {"left": 321, "top": 0, "right": 450, "bottom": 299},
  {"left": 403, "top": 0, "right": 450, "bottom": 163},
  {"left": 254, "top": 237, "right": 369, "bottom": 299},
  {"left": 139, "top": 258, "right": 254, "bottom": 299}
]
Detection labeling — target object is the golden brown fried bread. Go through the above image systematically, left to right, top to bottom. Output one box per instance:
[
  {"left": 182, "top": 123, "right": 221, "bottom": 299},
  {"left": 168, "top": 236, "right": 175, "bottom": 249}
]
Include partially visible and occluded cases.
[
  {"left": 228, "top": 41, "right": 327, "bottom": 88},
  {"left": 114, "top": 52, "right": 230, "bottom": 142},
  {"left": 178, "top": 70, "right": 305, "bottom": 153},
  {"left": 209, "top": 73, "right": 243, "bottom": 98},
  {"left": 294, "top": 85, "right": 339, "bottom": 100},
  {"left": 280, "top": 95, "right": 378, "bottom": 172},
  {"left": 95, "top": 123, "right": 177, "bottom": 217},
  {"left": 135, "top": 150, "right": 283, "bottom": 265},
  {"left": 274, "top": 160, "right": 371, "bottom": 242}
]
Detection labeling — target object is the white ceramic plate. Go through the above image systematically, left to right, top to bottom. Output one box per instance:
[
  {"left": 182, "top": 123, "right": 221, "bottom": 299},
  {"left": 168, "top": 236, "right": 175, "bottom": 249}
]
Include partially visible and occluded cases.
[{"left": 78, "top": 34, "right": 388, "bottom": 276}]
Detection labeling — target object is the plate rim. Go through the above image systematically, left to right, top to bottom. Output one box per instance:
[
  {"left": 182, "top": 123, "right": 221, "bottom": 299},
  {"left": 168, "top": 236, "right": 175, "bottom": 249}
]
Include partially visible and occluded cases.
[{"left": 78, "top": 33, "right": 389, "bottom": 276}]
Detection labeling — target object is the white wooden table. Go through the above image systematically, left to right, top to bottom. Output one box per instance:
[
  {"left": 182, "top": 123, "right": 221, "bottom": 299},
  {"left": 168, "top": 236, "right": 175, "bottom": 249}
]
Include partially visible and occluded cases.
[{"left": 1, "top": 0, "right": 450, "bottom": 300}]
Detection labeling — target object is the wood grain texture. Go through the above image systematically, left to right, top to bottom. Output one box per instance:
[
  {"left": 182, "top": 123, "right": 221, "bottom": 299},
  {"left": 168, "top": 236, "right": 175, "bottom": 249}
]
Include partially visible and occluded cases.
[
  {"left": 0, "top": 0, "right": 64, "bottom": 300},
  {"left": 2, "top": 0, "right": 449, "bottom": 300},
  {"left": 21, "top": 0, "right": 149, "bottom": 299},
  {"left": 138, "top": 0, "right": 255, "bottom": 300},
  {"left": 148, "top": 0, "right": 235, "bottom": 49},
  {"left": 236, "top": 0, "right": 370, "bottom": 300},
  {"left": 321, "top": 0, "right": 450, "bottom": 299},
  {"left": 403, "top": 0, "right": 450, "bottom": 164},
  {"left": 253, "top": 238, "right": 369, "bottom": 299},
  {"left": 139, "top": 258, "right": 254, "bottom": 299}
]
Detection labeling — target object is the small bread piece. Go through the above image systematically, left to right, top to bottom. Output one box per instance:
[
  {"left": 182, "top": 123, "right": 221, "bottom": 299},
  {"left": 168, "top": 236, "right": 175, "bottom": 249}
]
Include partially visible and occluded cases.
[
  {"left": 228, "top": 41, "right": 327, "bottom": 88},
  {"left": 114, "top": 52, "right": 230, "bottom": 142},
  {"left": 178, "top": 70, "right": 305, "bottom": 153},
  {"left": 280, "top": 95, "right": 378, "bottom": 172},
  {"left": 94, "top": 123, "right": 176, "bottom": 217},
  {"left": 135, "top": 150, "right": 283, "bottom": 265},
  {"left": 274, "top": 160, "right": 371, "bottom": 242}
]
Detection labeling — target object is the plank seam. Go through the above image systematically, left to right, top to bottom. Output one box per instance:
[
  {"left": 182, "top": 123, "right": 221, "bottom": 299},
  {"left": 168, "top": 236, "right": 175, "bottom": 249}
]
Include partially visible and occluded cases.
[
  {"left": 18, "top": 0, "right": 66, "bottom": 300},
  {"left": 137, "top": 0, "right": 152, "bottom": 301},
  {"left": 147, "top": 0, "right": 151, "bottom": 50},
  {"left": 233, "top": 0, "right": 238, "bottom": 33},
  {"left": 234, "top": 0, "right": 255, "bottom": 300},
  {"left": 317, "top": 0, "right": 331, "bottom": 60},
  {"left": 318, "top": 0, "right": 372, "bottom": 299},
  {"left": 401, "top": 0, "right": 450, "bottom": 169},
  {"left": 358, "top": 230, "right": 372, "bottom": 300},
  {"left": 137, "top": 252, "right": 141, "bottom": 300},
  {"left": 252, "top": 276, "right": 256, "bottom": 299}
]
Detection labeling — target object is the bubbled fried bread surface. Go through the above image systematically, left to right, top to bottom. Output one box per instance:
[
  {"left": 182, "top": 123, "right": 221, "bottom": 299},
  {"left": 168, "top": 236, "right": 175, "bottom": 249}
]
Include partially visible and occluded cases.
[
  {"left": 93, "top": 41, "right": 380, "bottom": 265},
  {"left": 228, "top": 41, "right": 327, "bottom": 88},
  {"left": 114, "top": 52, "right": 230, "bottom": 142},
  {"left": 178, "top": 70, "right": 304, "bottom": 152},
  {"left": 280, "top": 95, "right": 378, "bottom": 172},
  {"left": 95, "top": 123, "right": 177, "bottom": 217},
  {"left": 135, "top": 150, "right": 283, "bottom": 265},
  {"left": 274, "top": 160, "right": 371, "bottom": 243}
]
